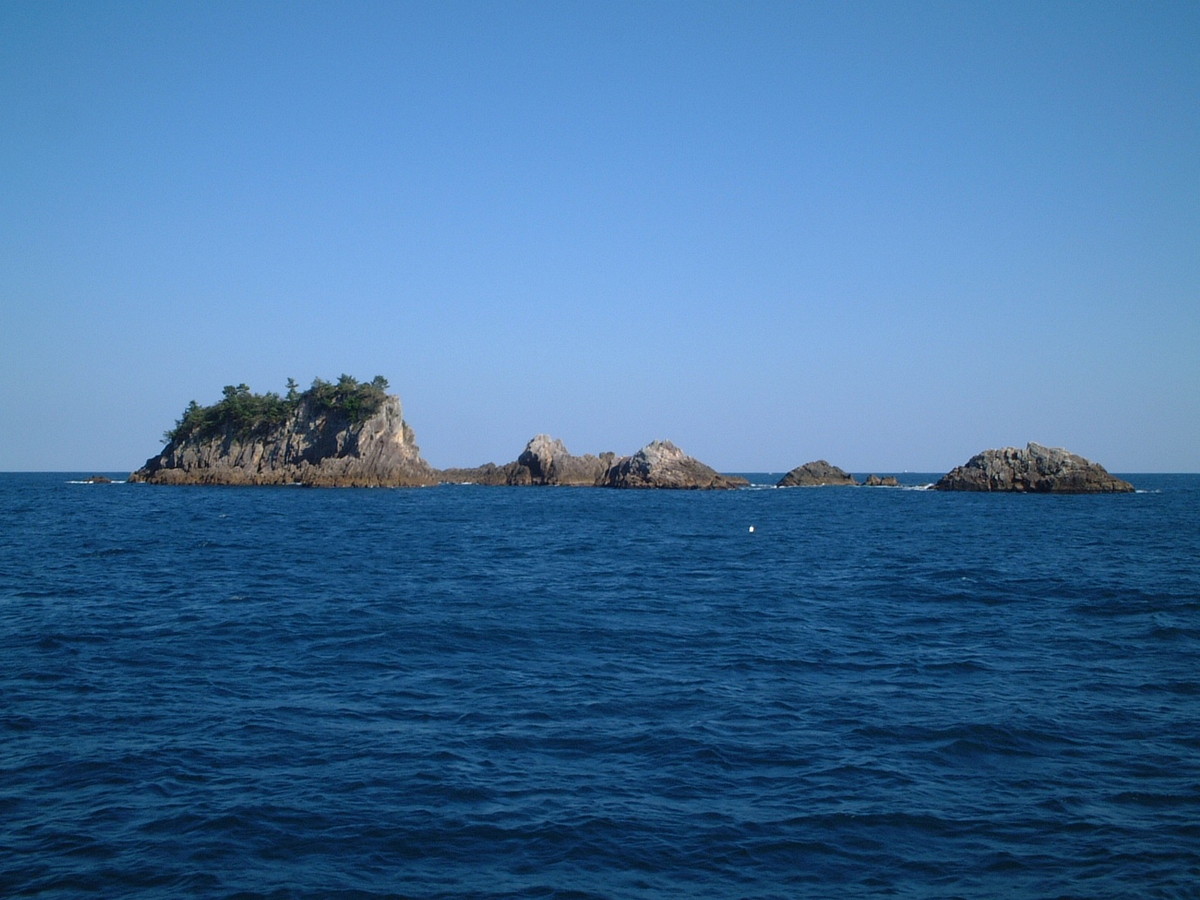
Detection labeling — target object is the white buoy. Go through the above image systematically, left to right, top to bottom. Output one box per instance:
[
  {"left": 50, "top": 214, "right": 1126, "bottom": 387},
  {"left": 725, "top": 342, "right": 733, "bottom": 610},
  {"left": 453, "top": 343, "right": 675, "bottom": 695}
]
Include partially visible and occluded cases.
[{"left": 748, "top": 525, "right": 755, "bottom": 533}]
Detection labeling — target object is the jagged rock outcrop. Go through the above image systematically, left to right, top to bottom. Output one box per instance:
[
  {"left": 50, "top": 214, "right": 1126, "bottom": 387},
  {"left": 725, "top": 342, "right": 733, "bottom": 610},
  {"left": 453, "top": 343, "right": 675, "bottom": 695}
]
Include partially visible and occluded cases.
[
  {"left": 129, "top": 394, "right": 438, "bottom": 487},
  {"left": 518, "top": 434, "right": 617, "bottom": 486},
  {"left": 602, "top": 440, "right": 747, "bottom": 490},
  {"left": 933, "top": 443, "right": 1134, "bottom": 493},
  {"left": 777, "top": 460, "right": 857, "bottom": 487},
  {"left": 864, "top": 474, "right": 900, "bottom": 487}
]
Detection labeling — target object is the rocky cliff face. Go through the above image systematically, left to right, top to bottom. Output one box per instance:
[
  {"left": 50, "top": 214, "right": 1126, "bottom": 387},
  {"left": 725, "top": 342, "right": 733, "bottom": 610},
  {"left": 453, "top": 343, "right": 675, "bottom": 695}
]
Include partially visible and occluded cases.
[
  {"left": 129, "top": 395, "right": 438, "bottom": 486},
  {"left": 602, "top": 440, "right": 747, "bottom": 490},
  {"left": 933, "top": 443, "right": 1134, "bottom": 493},
  {"left": 777, "top": 460, "right": 857, "bottom": 487}
]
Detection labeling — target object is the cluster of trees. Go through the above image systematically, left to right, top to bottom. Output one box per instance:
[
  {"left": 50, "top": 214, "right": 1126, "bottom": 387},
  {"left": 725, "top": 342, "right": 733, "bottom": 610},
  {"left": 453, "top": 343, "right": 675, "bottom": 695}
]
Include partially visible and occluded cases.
[{"left": 166, "top": 375, "right": 391, "bottom": 443}]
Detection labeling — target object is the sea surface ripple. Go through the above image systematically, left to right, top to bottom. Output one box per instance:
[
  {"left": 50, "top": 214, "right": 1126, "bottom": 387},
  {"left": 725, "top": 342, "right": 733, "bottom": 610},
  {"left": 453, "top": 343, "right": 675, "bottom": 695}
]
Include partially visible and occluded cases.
[{"left": 2, "top": 473, "right": 1198, "bottom": 898}]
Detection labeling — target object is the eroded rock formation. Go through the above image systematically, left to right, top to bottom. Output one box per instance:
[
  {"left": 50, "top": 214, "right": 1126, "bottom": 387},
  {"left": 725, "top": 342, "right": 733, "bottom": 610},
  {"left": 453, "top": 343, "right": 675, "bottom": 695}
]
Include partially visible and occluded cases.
[{"left": 517, "top": 434, "right": 617, "bottom": 486}]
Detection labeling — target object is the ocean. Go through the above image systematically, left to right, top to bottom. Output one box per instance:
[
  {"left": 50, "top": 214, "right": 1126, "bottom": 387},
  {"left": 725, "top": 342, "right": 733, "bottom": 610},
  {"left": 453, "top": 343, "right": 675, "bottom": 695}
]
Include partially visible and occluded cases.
[{"left": 2, "top": 472, "right": 1198, "bottom": 898}]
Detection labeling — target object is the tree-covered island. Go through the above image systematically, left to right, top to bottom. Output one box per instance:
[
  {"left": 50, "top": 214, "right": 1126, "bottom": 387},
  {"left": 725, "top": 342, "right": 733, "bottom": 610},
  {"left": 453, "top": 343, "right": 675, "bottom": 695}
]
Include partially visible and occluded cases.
[{"left": 131, "top": 374, "right": 439, "bottom": 486}]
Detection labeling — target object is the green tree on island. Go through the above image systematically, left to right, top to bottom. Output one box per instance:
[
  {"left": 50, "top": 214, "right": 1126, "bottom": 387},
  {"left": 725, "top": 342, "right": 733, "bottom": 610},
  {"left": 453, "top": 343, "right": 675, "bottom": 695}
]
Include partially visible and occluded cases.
[{"left": 166, "top": 375, "right": 392, "bottom": 443}]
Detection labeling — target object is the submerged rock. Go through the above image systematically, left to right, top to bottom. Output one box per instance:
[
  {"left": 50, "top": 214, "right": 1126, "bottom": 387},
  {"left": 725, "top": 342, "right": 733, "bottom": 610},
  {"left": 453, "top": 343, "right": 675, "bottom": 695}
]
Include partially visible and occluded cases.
[
  {"left": 602, "top": 440, "right": 747, "bottom": 490},
  {"left": 933, "top": 443, "right": 1134, "bottom": 493},
  {"left": 777, "top": 460, "right": 857, "bottom": 487},
  {"left": 438, "top": 461, "right": 528, "bottom": 485},
  {"left": 863, "top": 474, "right": 900, "bottom": 487}
]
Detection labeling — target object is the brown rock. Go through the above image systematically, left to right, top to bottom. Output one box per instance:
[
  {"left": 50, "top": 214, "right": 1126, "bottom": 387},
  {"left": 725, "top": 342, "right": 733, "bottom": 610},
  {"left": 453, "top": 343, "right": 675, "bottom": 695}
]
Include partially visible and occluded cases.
[{"left": 863, "top": 474, "right": 900, "bottom": 487}]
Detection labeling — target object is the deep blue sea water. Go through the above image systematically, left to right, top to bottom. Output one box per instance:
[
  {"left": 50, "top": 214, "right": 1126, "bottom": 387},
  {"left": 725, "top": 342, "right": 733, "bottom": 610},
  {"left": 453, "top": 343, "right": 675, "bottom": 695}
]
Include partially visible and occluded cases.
[{"left": 2, "top": 472, "right": 1198, "bottom": 899}]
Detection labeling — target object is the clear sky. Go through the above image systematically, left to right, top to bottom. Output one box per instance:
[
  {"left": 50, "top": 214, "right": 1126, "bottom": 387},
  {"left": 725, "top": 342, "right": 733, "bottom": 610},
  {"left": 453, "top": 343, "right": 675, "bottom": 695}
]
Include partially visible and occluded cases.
[{"left": 2, "top": 1, "right": 1197, "bottom": 473}]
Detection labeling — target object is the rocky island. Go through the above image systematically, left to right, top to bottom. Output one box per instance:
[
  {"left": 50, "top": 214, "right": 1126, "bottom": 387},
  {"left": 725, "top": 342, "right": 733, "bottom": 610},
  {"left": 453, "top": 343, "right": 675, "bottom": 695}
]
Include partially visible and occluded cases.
[
  {"left": 129, "top": 376, "right": 439, "bottom": 486},
  {"left": 602, "top": 440, "right": 747, "bottom": 490},
  {"left": 933, "top": 443, "right": 1135, "bottom": 493},
  {"left": 777, "top": 460, "right": 857, "bottom": 487},
  {"left": 774, "top": 463, "right": 900, "bottom": 488}
]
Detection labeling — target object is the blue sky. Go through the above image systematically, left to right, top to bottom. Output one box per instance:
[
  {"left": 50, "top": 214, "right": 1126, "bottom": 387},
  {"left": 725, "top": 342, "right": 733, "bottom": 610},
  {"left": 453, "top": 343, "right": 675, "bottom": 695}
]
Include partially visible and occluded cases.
[{"left": 3, "top": 1, "right": 1197, "bottom": 472}]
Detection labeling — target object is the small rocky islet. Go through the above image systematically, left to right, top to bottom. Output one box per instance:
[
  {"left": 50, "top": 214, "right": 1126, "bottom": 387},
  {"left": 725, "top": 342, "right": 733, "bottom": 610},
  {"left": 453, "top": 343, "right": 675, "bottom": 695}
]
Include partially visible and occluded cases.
[
  {"left": 128, "top": 377, "right": 1134, "bottom": 493},
  {"left": 931, "top": 442, "right": 1134, "bottom": 493}
]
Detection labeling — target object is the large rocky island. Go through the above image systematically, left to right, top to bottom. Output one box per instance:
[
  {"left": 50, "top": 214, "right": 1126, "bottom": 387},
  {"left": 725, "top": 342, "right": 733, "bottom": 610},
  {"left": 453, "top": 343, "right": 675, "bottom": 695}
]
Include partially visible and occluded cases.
[
  {"left": 129, "top": 376, "right": 439, "bottom": 486},
  {"left": 933, "top": 443, "right": 1135, "bottom": 493}
]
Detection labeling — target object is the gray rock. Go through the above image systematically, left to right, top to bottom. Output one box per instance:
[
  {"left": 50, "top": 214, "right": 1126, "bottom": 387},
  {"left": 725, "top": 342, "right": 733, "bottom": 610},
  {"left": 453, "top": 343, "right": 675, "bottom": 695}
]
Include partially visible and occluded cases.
[
  {"left": 602, "top": 440, "right": 747, "bottom": 490},
  {"left": 933, "top": 443, "right": 1134, "bottom": 493},
  {"left": 777, "top": 460, "right": 857, "bottom": 487}
]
